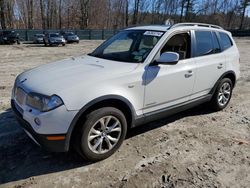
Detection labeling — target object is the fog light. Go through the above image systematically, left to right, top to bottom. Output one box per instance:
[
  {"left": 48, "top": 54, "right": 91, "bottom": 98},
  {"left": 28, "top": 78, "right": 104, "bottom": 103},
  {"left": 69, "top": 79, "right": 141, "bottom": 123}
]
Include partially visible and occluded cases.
[{"left": 34, "top": 117, "right": 41, "bottom": 126}]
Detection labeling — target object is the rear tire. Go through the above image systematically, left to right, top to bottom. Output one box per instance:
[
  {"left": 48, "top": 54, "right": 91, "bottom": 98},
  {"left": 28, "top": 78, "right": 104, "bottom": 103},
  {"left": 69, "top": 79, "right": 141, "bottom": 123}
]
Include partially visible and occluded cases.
[
  {"left": 209, "top": 78, "right": 233, "bottom": 111},
  {"left": 75, "top": 107, "right": 127, "bottom": 161}
]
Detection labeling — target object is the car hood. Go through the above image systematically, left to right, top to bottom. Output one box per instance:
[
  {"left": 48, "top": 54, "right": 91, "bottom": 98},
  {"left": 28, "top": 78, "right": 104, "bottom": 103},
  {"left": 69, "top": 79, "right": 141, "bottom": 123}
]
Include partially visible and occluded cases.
[
  {"left": 67, "top": 35, "right": 78, "bottom": 38},
  {"left": 17, "top": 55, "right": 139, "bottom": 97}
]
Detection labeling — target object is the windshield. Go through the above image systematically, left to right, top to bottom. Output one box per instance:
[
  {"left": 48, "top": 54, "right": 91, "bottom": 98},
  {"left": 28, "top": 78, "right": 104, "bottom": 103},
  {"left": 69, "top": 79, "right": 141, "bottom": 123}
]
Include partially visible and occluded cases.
[
  {"left": 90, "top": 30, "right": 164, "bottom": 63},
  {"left": 66, "top": 32, "right": 74, "bottom": 36},
  {"left": 50, "top": 33, "right": 60, "bottom": 37}
]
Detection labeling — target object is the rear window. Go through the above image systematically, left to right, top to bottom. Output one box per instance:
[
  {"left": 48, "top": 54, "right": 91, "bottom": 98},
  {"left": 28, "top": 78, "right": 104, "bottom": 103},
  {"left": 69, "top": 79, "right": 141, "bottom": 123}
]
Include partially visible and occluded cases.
[{"left": 219, "top": 32, "right": 233, "bottom": 50}]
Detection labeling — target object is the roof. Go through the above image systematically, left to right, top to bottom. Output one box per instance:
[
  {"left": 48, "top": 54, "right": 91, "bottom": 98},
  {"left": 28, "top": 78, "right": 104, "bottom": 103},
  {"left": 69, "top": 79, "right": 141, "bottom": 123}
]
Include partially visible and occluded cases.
[{"left": 126, "top": 23, "right": 224, "bottom": 32}]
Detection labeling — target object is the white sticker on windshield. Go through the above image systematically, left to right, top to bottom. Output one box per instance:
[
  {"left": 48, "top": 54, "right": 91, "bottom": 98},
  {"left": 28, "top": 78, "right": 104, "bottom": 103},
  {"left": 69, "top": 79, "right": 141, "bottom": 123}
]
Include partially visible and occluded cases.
[{"left": 144, "top": 31, "right": 163, "bottom": 37}]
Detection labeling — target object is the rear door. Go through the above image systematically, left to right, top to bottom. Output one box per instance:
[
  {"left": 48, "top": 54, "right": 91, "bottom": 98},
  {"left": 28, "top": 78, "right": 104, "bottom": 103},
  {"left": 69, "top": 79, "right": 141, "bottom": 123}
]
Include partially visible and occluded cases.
[{"left": 190, "top": 30, "right": 226, "bottom": 99}]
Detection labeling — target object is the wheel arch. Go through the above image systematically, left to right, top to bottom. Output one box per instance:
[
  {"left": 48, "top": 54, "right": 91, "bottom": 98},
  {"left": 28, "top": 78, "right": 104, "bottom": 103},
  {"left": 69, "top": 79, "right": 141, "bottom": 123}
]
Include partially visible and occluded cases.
[
  {"left": 210, "top": 71, "right": 236, "bottom": 95},
  {"left": 223, "top": 71, "right": 236, "bottom": 88},
  {"left": 64, "top": 95, "right": 136, "bottom": 151}
]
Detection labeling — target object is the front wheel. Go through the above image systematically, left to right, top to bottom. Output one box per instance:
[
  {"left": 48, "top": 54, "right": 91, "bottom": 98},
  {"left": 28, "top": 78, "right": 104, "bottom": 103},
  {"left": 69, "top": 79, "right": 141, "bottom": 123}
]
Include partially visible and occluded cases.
[
  {"left": 209, "top": 78, "right": 233, "bottom": 111},
  {"left": 75, "top": 107, "right": 127, "bottom": 161}
]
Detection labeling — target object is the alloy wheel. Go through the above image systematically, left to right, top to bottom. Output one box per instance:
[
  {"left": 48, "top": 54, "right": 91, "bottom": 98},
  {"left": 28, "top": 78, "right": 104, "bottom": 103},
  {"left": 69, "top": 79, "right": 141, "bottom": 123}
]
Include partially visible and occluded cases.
[
  {"left": 218, "top": 82, "right": 231, "bottom": 106},
  {"left": 87, "top": 116, "right": 122, "bottom": 154}
]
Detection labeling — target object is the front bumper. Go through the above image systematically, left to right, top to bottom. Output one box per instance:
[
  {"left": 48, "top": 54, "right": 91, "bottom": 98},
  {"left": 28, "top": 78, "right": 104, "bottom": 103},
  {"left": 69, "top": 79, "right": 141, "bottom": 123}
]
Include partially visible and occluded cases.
[
  {"left": 4, "top": 38, "right": 18, "bottom": 44},
  {"left": 34, "top": 39, "right": 44, "bottom": 44},
  {"left": 66, "top": 39, "right": 79, "bottom": 43},
  {"left": 50, "top": 41, "right": 65, "bottom": 45},
  {"left": 11, "top": 100, "right": 68, "bottom": 152}
]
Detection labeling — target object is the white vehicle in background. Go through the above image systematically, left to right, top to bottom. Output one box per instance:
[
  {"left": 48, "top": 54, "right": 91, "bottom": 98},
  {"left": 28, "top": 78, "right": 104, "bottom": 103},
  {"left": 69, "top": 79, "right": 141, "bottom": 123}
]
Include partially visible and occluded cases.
[
  {"left": 12, "top": 23, "right": 240, "bottom": 161},
  {"left": 62, "top": 32, "right": 80, "bottom": 43}
]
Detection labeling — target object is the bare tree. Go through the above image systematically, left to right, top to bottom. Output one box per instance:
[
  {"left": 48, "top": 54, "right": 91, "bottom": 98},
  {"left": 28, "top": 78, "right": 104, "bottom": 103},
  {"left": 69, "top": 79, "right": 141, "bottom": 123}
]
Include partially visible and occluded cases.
[
  {"left": 0, "top": 0, "right": 6, "bottom": 29},
  {"left": 27, "top": 0, "right": 33, "bottom": 29},
  {"left": 39, "top": 0, "right": 46, "bottom": 29},
  {"left": 58, "top": 0, "right": 62, "bottom": 29},
  {"left": 80, "top": 0, "right": 90, "bottom": 29},
  {"left": 125, "top": 0, "right": 129, "bottom": 26},
  {"left": 132, "top": 0, "right": 140, "bottom": 24},
  {"left": 180, "top": 0, "right": 186, "bottom": 22},
  {"left": 239, "top": 0, "right": 250, "bottom": 29}
]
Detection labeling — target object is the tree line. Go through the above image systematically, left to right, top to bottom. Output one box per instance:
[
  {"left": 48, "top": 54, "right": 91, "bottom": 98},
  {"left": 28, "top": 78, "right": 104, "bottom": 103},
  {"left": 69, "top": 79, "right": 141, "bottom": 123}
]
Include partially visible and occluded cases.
[{"left": 0, "top": 0, "right": 250, "bottom": 30}]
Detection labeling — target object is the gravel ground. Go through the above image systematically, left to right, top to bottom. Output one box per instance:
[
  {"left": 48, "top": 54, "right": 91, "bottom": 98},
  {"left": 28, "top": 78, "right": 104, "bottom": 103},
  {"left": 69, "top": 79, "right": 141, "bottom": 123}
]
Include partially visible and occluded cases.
[{"left": 0, "top": 39, "right": 249, "bottom": 188}]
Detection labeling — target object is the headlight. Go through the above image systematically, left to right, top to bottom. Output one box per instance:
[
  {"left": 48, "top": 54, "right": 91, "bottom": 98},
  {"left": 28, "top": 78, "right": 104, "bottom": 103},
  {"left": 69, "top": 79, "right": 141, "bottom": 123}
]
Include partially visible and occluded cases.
[{"left": 26, "top": 93, "right": 63, "bottom": 112}]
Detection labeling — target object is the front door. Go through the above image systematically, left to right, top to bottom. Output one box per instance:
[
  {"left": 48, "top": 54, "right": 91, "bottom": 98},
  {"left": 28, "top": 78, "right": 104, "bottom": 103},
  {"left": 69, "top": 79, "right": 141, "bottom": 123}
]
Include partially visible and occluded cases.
[{"left": 143, "top": 32, "right": 196, "bottom": 114}]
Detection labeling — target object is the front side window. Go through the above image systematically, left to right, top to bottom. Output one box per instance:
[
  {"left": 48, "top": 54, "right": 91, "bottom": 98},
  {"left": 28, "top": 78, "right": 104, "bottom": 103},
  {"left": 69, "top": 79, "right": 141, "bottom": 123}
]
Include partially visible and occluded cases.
[
  {"left": 90, "top": 30, "right": 164, "bottom": 63},
  {"left": 195, "top": 31, "right": 214, "bottom": 57},
  {"left": 161, "top": 32, "right": 191, "bottom": 60},
  {"left": 219, "top": 32, "right": 233, "bottom": 50}
]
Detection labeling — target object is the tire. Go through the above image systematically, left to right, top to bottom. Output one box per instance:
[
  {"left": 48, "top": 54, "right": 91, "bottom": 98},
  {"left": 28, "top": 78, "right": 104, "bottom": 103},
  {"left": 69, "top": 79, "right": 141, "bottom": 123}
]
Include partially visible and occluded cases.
[
  {"left": 62, "top": 43, "right": 65, "bottom": 46},
  {"left": 209, "top": 78, "right": 233, "bottom": 111},
  {"left": 75, "top": 107, "right": 127, "bottom": 161}
]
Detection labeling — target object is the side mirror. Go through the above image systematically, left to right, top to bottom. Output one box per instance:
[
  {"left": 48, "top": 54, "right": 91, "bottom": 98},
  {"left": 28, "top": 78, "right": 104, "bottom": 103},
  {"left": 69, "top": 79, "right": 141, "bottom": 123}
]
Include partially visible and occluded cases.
[{"left": 154, "top": 52, "right": 179, "bottom": 65}]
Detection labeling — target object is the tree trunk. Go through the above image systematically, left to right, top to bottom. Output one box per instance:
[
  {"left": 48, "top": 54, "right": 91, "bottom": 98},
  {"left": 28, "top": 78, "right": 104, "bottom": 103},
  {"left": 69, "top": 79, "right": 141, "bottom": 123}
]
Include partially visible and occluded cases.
[
  {"left": 0, "top": 0, "right": 6, "bottom": 29},
  {"left": 6, "top": 0, "right": 14, "bottom": 28},
  {"left": 27, "top": 0, "right": 33, "bottom": 29},
  {"left": 40, "top": 0, "right": 46, "bottom": 29},
  {"left": 59, "top": 0, "right": 62, "bottom": 29},
  {"left": 80, "top": 0, "right": 90, "bottom": 29},
  {"left": 125, "top": 0, "right": 129, "bottom": 27},
  {"left": 132, "top": 0, "right": 140, "bottom": 25},
  {"left": 180, "top": 0, "right": 185, "bottom": 22},
  {"left": 185, "top": 0, "right": 191, "bottom": 21},
  {"left": 239, "top": 0, "right": 248, "bottom": 30}
]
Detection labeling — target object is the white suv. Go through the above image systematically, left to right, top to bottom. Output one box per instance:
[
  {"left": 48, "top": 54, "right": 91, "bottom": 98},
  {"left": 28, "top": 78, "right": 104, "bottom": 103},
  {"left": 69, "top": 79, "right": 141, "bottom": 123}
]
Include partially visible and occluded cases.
[{"left": 12, "top": 23, "right": 240, "bottom": 161}]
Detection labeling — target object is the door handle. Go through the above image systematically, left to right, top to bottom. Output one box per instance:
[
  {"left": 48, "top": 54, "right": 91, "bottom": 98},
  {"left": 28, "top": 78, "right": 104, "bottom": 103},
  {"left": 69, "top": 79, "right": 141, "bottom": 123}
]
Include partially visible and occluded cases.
[
  {"left": 217, "top": 63, "right": 223, "bottom": 69},
  {"left": 185, "top": 70, "right": 193, "bottom": 78}
]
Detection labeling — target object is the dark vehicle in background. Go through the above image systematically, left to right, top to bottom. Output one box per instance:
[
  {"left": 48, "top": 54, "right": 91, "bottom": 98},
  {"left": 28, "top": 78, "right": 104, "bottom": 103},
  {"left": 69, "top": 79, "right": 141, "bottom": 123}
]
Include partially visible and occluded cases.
[
  {"left": 0, "top": 30, "right": 20, "bottom": 44},
  {"left": 62, "top": 32, "right": 79, "bottom": 43},
  {"left": 43, "top": 33, "right": 66, "bottom": 46},
  {"left": 33, "top": 34, "right": 45, "bottom": 44}
]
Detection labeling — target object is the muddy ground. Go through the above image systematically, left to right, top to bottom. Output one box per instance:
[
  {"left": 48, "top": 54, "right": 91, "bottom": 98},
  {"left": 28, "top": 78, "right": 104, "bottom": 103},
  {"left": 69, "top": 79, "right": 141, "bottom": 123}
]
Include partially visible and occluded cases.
[{"left": 0, "top": 39, "right": 249, "bottom": 188}]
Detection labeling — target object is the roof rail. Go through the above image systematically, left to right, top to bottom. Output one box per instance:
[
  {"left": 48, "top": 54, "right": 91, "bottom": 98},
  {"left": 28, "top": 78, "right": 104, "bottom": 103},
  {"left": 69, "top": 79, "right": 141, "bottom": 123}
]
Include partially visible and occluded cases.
[{"left": 170, "top": 23, "right": 223, "bottom": 30}]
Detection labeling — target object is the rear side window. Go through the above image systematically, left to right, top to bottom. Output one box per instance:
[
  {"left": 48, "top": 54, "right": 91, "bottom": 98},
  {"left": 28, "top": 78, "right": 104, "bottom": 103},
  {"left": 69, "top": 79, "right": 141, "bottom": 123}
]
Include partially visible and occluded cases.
[
  {"left": 195, "top": 31, "right": 214, "bottom": 57},
  {"left": 212, "top": 32, "right": 221, "bottom": 53},
  {"left": 219, "top": 32, "right": 233, "bottom": 50}
]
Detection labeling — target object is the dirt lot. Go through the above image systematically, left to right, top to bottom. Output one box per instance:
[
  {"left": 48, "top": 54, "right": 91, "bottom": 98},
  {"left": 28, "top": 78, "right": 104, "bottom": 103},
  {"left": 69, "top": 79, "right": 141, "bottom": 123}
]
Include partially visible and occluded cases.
[{"left": 0, "top": 39, "right": 250, "bottom": 188}]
